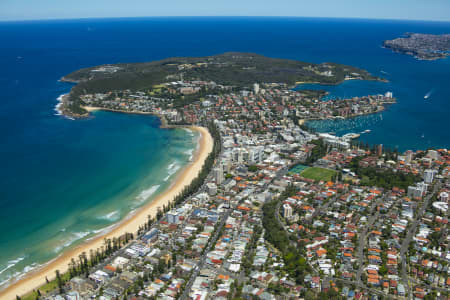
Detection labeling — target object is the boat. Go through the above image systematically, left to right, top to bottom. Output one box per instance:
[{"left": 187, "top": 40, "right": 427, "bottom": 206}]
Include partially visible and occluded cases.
[
  {"left": 424, "top": 95, "right": 429, "bottom": 99},
  {"left": 361, "top": 129, "right": 371, "bottom": 134}
]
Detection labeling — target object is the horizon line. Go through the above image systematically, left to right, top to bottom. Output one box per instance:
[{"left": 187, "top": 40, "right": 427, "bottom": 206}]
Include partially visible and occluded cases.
[{"left": 1, "top": 15, "right": 450, "bottom": 23}]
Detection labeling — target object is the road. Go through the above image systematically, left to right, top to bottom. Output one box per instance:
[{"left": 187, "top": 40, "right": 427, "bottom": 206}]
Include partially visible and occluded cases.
[
  {"left": 399, "top": 182, "right": 441, "bottom": 300},
  {"left": 355, "top": 196, "right": 385, "bottom": 285},
  {"left": 179, "top": 204, "right": 234, "bottom": 300},
  {"left": 408, "top": 276, "right": 449, "bottom": 293},
  {"left": 325, "top": 277, "right": 394, "bottom": 299}
]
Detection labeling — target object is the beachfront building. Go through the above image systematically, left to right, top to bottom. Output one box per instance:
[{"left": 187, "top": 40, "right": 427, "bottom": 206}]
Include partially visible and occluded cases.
[{"left": 206, "top": 182, "right": 217, "bottom": 196}]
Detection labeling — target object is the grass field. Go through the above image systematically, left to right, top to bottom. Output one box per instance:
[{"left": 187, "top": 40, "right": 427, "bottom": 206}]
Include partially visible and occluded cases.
[{"left": 300, "top": 167, "right": 337, "bottom": 182}]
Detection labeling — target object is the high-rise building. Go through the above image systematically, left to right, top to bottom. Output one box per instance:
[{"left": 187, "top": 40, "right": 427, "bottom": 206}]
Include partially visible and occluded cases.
[
  {"left": 253, "top": 83, "right": 260, "bottom": 95},
  {"left": 377, "top": 144, "right": 383, "bottom": 156},
  {"left": 249, "top": 146, "right": 264, "bottom": 164},
  {"left": 232, "top": 148, "right": 241, "bottom": 163},
  {"left": 405, "top": 150, "right": 413, "bottom": 163},
  {"left": 427, "top": 150, "right": 439, "bottom": 160},
  {"left": 214, "top": 164, "right": 225, "bottom": 185},
  {"left": 424, "top": 169, "right": 436, "bottom": 184},
  {"left": 206, "top": 182, "right": 217, "bottom": 196},
  {"left": 407, "top": 182, "right": 428, "bottom": 198},
  {"left": 407, "top": 186, "right": 423, "bottom": 198},
  {"left": 282, "top": 204, "right": 293, "bottom": 218},
  {"left": 167, "top": 211, "right": 180, "bottom": 224}
]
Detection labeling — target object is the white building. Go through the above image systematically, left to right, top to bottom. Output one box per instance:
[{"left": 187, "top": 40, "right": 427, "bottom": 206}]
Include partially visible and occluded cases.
[
  {"left": 253, "top": 83, "right": 260, "bottom": 95},
  {"left": 319, "top": 133, "right": 349, "bottom": 149},
  {"left": 248, "top": 146, "right": 264, "bottom": 164},
  {"left": 232, "top": 148, "right": 243, "bottom": 163},
  {"left": 405, "top": 150, "right": 413, "bottom": 163},
  {"left": 427, "top": 150, "right": 439, "bottom": 160},
  {"left": 214, "top": 164, "right": 225, "bottom": 185},
  {"left": 424, "top": 169, "right": 436, "bottom": 184},
  {"left": 206, "top": 182, "right": 217, "bottom": 196},
  {"left": 407, "top": 182, "right": 427, "bottom": 198},
  {"left": 432, "top": 202, "right": 448, "bottom": 213},
  {"left": 282, "top": 203, "right": 293, "bottom": 218},
  {"left": 167, "top": 211, "right": 180, "bottom": 224}
]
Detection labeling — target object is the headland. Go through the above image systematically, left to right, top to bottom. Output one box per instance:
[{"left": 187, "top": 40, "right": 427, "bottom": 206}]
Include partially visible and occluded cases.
[{"left": 383, "top": 33, "right": 450, "bottom": 61}]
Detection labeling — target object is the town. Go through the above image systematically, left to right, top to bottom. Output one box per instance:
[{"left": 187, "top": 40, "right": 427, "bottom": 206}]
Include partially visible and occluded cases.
[{"left": 28, "top": 79, "right": 448, "bottom": 300}]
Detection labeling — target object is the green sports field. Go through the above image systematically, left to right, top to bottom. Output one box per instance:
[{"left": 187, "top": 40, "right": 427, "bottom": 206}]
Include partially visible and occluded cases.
[{"left": 300, "top": 167, "right": 336, "bottom": 181}]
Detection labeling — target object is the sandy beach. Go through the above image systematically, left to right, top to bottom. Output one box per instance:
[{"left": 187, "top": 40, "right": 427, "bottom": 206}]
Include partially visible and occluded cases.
[{"left": 0, "top": 125, "right": 213, "bottom": 300}]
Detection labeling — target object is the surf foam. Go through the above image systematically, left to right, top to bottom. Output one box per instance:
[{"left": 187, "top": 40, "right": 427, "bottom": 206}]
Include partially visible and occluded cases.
[
  {"left": 136, "top": 185, "right": 161, "bottom": 203},
  {"left": 99, "top": 210, "right": 120, "bottom": 222}
]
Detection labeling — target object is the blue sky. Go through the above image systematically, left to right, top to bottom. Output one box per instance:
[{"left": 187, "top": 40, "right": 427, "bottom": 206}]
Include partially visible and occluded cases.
[{"left": 1, "top": 0, "right": 449, "bottom": 21}]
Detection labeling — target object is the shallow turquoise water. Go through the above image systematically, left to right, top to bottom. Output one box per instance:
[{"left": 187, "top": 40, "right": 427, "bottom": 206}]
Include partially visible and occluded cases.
[{"left": 0, "top": 109, "right": 197, "bottom": 285}]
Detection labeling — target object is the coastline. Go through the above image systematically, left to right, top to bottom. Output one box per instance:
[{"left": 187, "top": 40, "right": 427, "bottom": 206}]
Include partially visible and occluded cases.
[
  {"left": 81, "top": 106, "right": 171, "bottom": 128},
  {"left": 0, "top": 125, "right": 213, "bottom": 300}
]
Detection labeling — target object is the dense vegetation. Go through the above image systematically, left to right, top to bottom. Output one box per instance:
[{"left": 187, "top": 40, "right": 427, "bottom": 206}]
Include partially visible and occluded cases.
[
  {"left": 304, "top": 139, "right": 328, "bottom": 165},
  {"left": 349, "top": 157, "right": 420, "bottom": 190}
]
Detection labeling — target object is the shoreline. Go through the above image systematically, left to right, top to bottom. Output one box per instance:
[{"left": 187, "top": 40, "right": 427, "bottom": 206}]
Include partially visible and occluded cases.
[
  {"left": 81, "top": 106, "right": 171, "bottom": 128},
  {"left": 0, "top": 125, "right": 213, "bottom": 300}
]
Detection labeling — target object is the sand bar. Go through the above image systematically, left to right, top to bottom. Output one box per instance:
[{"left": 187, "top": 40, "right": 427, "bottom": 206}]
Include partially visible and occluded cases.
[{"left": 0, "top": 125, "right": 213, "bottom": 300}]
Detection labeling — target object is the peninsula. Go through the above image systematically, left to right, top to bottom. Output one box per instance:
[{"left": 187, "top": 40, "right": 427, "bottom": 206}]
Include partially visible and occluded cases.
[
  {"left": 383, "top": 33, "right": 450, "bottom": 60},
  {"left": 59, "top": 52, "right": 386, "bottom": 118}
]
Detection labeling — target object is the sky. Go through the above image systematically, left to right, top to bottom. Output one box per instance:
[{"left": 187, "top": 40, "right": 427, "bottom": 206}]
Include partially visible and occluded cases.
[{"left": 1, "top": 0, "right": 450, "bottom": 22}]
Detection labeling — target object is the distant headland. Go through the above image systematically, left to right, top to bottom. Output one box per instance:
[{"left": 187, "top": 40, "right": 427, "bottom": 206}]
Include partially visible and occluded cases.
[{"left": 383, "top": 33, "right": 450, "bottom": 61}]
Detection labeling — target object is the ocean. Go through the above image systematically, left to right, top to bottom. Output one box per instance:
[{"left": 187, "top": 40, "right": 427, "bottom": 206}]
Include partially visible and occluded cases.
[{"left": 0, "top": 16, "right": 449, "bottom": 287}]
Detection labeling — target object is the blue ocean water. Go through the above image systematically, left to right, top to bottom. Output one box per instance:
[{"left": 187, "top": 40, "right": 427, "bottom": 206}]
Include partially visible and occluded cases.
[{"left": 0, "top": 17, "right": 449, "bottom": 286}]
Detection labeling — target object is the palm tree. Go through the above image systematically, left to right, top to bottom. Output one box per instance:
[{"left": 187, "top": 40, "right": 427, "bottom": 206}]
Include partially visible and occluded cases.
[
  {"left": 89, "top": 249, "right": 95, "bottom": 266},
  {"left": 78, "top": 254, "right": 84, "bottom": 273},
  {"left": 71, "top": 258, "right": 77, "bottom": 275},
  {"left": 55, "top": 269, "right": 63, "bottom": 293}
]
